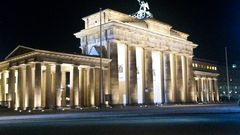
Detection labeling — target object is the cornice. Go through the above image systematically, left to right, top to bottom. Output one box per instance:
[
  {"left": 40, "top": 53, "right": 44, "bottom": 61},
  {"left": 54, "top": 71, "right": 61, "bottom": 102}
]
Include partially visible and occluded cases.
[
  {"left": 75, "top": 20, "right": 198, "bottom": 48},
  {"left": 193, "top": 70, "right": 219, "bottom": 77}
]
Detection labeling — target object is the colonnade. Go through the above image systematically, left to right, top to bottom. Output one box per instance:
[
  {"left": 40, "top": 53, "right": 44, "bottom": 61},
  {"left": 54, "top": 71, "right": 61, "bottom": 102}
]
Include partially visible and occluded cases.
[
  {"left": 111, "top": 42, "right": 196, "bottom": 105},
  {"left": 0, "top": 62, "right": 108, "bottom": 110},
  {"left": 194, "top": 77, "right": 219, "bottom": 102}
]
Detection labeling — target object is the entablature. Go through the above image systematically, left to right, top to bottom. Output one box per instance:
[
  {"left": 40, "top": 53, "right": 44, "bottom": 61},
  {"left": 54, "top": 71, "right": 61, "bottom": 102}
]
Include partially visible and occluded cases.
[
  {"left": 75, "top": 21, "right": 197, "bottom": 55},
  {"left": 2, "top": 48, "right": 112, "bottom": 69},
  {"left": 193, "top": 70, "right": 219, "bottom": 78}
]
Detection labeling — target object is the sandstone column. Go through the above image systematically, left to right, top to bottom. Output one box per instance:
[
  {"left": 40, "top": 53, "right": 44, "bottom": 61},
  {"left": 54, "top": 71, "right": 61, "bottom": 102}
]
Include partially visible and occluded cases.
[
  {"left": 109, "top": 42, "right": 119, "bottom": 105},
  {"left": 117, "top": 43, "right": 128, "bottom": 105},
  {"left": 128, "top": 46, "right": 137, "bottom": 104},
  {"left": 136, "top": 47, "right": 144, "bottom": 104},
  {"left": 144, "top": 49, "right": 153, "bottom": 104},
  {"left": 152, "top": 51, "right": 164, "bottom": 104},
  {"left": 160, "top": 52, "right": 165, "bottom": 104},
  {"left": 163, "top": 53, "right": 177, "bottom": 104},
  {"left": 164, "top": 53, "right": 172, "bottom": 104},
  {"left": 175, "top": 54, "right": 183, "bottom": 103},
  {"left": 181, "top": 56, "right": 187, "bottom": 103},
  {"left": 186, "top": 56, "right": 195, "bottom": 103},
  {"left": 35, "top": 63, "right": 42, "bottom": 109},
  {"left": 26, "top": 64, "right": 34, "bottom": 109},
  {"left": 45, "top": 64, "right": 53, "bottom": 109},
  {"left": 55, "top": 64, "right": 62, "bottom": 108},
  {"left": 18, "top": 65, "right": 26, "bottom": 110},
  {"left": 70, "top": 65, "right": 74, "bottom": 108},
  {"left": 41, "top": 66, "right": 47, "bottom": 108},
  {"left": 73, "top": 66, "right": 80, "bottom": 108},
  {"left": 22, "top": 67, "right": 27, "bottom": 110},
  {"left": 78, "top": 68, "right": 83, "bottom": 107},
  {"left": 82, "top": 68, "right": 88, "bottom": 107},
  {"left": 86, "top": 68, "right": 90, "bottom": 106},
  {"left": 90, "top": 68, "right": 95, "bottom": 107},
  {"left": 103, "top": 68, "right": 110, "bottom": 105},
  {"left": 8, "top": 69, "right": 15, "bottom": 109},
  {"left": 14, "top": 70, "right": 19, "bottom": 110},
  {"left": 1, "top": 71, "right": 9, "bottom": 104},
  {"left": 1, "top": 71, "right": 6, "bottom": 103},
  {"left": 61, "top": 71, "right": 66, "bottom": 107},
  {"left": 0, "top": 72, "right": 2, "bottom": 103},
  {"left": 196, "top": 78, "right": 202, "bottom": 102},
  {"left": 200, "top": 78, "right": 203, "bottom": 102},
  {"left": 202, "top": 78, "right": 206, "bottom": 102},
  {"left": 209, "top": 78, "right": 214, "bottom": 102},
  {"left": 214, "top": 78, "right": 219, "bottom": 102},
  {"left": 206, "top": 79, "right": 210, "bottom": 102}
]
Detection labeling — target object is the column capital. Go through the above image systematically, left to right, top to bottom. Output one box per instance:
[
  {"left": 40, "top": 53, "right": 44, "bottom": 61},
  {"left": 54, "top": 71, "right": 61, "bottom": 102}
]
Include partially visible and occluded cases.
[
  {"left": 42, "top": 62, "right": 58, "bottom": 66},
  {"left": 18, "top": 64, "right": 27, "bottom": 69},
  {"left": 78, "top": 65, "right": 90, "bottom": 69},
  {"left": 9, "top": 66, "right": 19, "bottom": 70},
  {"left": 1, "top": 70, "right": 9, "bottom": 73},
  {"left": 194, "top": 77, "right": 200, "bottom": 80},
  {"left": 207, "top": 78, "right": 213, "bottom": 80}
]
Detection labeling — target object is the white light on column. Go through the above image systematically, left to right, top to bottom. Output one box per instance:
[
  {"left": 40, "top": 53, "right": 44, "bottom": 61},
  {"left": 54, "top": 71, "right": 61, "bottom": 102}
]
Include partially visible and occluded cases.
[
  {"left": 117, "top": 43, "right": 127, "bottom": 105},
  {"left": 117, "top": 44, "right": 127, "bottom": 81},
  {"left": 136, "top": 47, "right": 143, "bottom": 104},
  {"left": 152, "top": 51, "right": 162, "bottom": 104},
  {"left": 15, "top": 70, "right": 19, "bottom": 109},
  {"left": 4, "top": 71, "right": 9, "bottom": 94},
  {"left": 123, "top": 94, "right": 127, "bottom": 106}
]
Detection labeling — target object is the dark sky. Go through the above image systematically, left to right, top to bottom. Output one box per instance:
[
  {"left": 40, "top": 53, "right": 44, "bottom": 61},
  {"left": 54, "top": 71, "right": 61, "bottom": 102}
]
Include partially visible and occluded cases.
[{"left": 0, "top": 0, "right": 240, "bottom": 63}]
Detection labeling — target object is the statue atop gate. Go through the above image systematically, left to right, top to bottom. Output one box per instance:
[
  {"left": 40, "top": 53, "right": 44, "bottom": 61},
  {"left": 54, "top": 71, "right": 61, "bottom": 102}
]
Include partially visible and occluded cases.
[{"left": 132, "top": 0, "right": 153, "bottom": 20}]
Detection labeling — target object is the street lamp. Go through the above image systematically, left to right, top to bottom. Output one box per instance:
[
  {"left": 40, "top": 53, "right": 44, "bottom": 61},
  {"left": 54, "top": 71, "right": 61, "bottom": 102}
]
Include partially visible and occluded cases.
[
  {"left": 99, "top": 8, "right": 104, "bottom": 108},
  {"left": 225, "top": 47, "right": 231, "bottom": 101}
]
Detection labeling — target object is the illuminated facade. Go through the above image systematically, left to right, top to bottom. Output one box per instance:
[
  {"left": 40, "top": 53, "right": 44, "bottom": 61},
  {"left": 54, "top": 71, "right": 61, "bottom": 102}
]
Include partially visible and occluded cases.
[
  {"left": 0, "top": 9, "right": 219, "bottom": 110},
  {"left": 74, "top": 9, "right": 198, "bottom": 105},
  {"left": 192, "top": 58, "right": 219, "bottom": 103}
]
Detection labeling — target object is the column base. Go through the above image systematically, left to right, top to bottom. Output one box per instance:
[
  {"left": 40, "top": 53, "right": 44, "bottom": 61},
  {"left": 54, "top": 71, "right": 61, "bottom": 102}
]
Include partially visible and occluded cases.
[
  {"left": 154, "top": 103, "right": 163, "bottom": 107},
  {"left": 97, "top": 104, "right": 112, "bottom": 109},
  {"left": 56, "top": 106, "right": 63, "bottom": 110},
  {"left": 74, "top": 106, "right": 83, "bottom": 110},
  {"left": 23, "top": 107, "right": 34, "bottom": 110},
  {"left": 33, "top": 107, "right": 43, "bottom": 110}
]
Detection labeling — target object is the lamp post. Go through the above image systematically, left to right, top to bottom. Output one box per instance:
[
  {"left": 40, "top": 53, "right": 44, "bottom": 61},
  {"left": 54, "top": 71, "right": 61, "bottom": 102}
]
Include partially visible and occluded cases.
[
  {"left": 99, "top": 8, "right": 104, "bottom": 108},
  {"left": 225, "top": 47, "right": 230, "bottom": 101}
]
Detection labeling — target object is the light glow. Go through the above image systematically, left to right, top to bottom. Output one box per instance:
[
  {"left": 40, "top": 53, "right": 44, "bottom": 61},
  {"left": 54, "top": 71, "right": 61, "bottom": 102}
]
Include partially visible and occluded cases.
[
  {"left": 117, "top": 43, "right": 127, "bottom": 104},
  {"left": 117, "top": 44, "right": 127, "bottom": 81},
  {"left": 136, "top": 47, "right": 144, "bottom": 104},
  {"left": 152, "top": 51, "right": 162, "bottom": 104},
  {"left": 15, "top": 70, "right": 19, "bottom": 109},
  {"left": 123, "top": 94, "right": 127, "bottom": 106}
]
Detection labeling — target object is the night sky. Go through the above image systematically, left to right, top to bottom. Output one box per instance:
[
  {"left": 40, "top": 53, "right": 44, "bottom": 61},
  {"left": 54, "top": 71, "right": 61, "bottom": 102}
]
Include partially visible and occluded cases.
[{"left": 0, "top": 0, "right": 240, "bottom": 63}]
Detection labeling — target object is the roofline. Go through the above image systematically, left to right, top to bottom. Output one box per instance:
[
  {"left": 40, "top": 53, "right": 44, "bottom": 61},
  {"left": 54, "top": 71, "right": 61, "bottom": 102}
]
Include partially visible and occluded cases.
[
  {"left": 81, "top": 8, "right": 191, "bottom": 39},
  {"left": 75, "top": 20, "right": 198, "bottom": 47},
  {"left": 4, "top": 45, "right": 111, "bottom": 63},
  {"left": 5, "top": 45, "right": 36, "bottom": 60}
]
